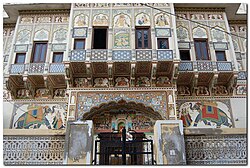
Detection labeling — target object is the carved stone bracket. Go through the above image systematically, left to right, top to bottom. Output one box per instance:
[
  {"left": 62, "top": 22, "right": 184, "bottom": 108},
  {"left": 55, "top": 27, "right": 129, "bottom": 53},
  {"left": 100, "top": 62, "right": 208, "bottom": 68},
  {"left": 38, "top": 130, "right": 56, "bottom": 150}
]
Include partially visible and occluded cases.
[
  {"left": 108, "top": 63, "right": 113, "bottom": 87},
  {"left": 130, "top": 63, "right": 136, "bottom": 87},
  {"left": 151, "top": 63, "right": 157, "bottom": 87},
  {"left": 191, "top": 73, "right": 199, "bottom": 95},
  {"left": 210, "top": 73, "right": 218, "bottom": 94},
  {"left": 227, "top": 73, "right": 238, "bottom": 95},
  {"left": 23, "top": 77, "right": 35, "bottom": 98}
]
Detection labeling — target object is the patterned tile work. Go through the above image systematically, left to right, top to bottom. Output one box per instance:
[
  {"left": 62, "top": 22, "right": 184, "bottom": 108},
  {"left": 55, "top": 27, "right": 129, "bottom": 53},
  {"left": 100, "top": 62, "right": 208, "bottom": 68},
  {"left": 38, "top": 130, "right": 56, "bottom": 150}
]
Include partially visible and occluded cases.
[
  {"left": 72, "top": 27, "right": 88, "bottom": 38},
  {"left": 155, "top": 28, "right": 171, "bottom": 37},
  {"left": 178, "top": 42, "right": 191, "bottom": 49},
  {"left": 213, "top": 42, "right": 228, "bottom": 50},
  {"left": 14, "top": 44, "right": 28, "bottom": 52},
  {"left": 52, "top": 44, "right": 67, "bottom": 51},
  {"left": 70, "top": 50, "right": 86, "bottom": 61},
  {"left": 91, "top": 50, "right": 107, "bottom": 60},
  {"left": 112, "top": 50, "right": 132, "bottom": 60},
  {"left": 136, "top": 50, "right": 152, "bottom": 60},
  {"left": 157, "top": 50, "right": 173, "bottom": 60},
  {"left": 197, "top": 61, "right": 213, "bottom": 71},
  {"left": 178, "top": 62, "right": 193, "bottom": 71},
  {"left": 217, "top": 62, "right": 233, "bottom": 71},
  {"left": 28, "top": 63, "right": 45, "bottom": 73},
  {"left": 49, "top": 63, "right": 65, "bottom": 73},
  {"left": 10, "top": 64, "right": 25, "bottom": 74},
  {"left": 237, "top": 71, "right": 247, "bottom": 80}
]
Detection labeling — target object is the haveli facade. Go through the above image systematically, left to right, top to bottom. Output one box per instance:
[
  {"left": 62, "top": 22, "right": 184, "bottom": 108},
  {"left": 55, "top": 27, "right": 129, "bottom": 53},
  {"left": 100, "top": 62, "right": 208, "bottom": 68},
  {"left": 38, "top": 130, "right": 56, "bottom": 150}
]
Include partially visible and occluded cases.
[{"left": 3, "top": 3, "right": 247, "bottom": 165}]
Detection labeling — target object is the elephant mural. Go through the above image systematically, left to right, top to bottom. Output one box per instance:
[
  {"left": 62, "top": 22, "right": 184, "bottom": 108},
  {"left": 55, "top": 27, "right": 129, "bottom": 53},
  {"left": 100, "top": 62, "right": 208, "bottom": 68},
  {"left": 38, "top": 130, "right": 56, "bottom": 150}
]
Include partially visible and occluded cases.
[
  {"left": 179, "top": 101, "right": 233, "bottom": 128},
  {"left": 13, "top": 104, "right": 66, "bottom": 129},
  {"left": 14, "top": 106, "right": 52, "bottom": 129}
]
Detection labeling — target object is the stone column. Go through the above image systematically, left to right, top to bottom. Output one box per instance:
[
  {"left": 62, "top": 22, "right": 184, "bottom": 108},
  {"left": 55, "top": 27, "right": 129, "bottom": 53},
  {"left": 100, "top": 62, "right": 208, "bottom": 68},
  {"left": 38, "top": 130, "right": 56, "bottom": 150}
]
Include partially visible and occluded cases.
[
  {"left": 64, "top": 120, "right": 93, "bottom": 165},
  {"left": 154, "top": 120, "right": 186, "bottom": 165}
]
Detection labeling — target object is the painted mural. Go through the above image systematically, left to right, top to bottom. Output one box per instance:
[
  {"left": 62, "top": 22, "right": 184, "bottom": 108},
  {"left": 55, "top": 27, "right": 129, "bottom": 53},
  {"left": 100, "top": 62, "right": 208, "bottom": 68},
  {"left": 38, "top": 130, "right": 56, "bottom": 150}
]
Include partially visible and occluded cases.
[
  {"left": 93, "top": 13, "right": 109, "bottom": 26},
  {"left": 114, "top": 13, "right": 131, "bottom": 28},
  {"left": 135, "top": 13, "right": 150, "bottom": 26},
  {"left": 155, "top": 13, "right": 170, "bottom": 27},
  {"left": 74, "top": 14, "right": 88, "bottom": 27},
  {"left": 114, "top": 29, "right": 130, "bottom": 48},
  {"left": 76, "top": 91, "right": 168, "bottom": 120},
  {"left": 178, "top": 100, "right": 233, "bottom": 128},
  {"left": 12, "top": 103, "right": 67, "bottom": 129}
]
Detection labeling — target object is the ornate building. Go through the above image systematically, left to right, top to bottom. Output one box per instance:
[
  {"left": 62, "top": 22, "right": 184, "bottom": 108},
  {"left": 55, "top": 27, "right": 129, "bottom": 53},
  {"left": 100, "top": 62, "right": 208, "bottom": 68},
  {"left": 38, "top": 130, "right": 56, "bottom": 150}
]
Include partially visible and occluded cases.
[{"left": 3, "top": 3, "right": 247, "bottom": 165}]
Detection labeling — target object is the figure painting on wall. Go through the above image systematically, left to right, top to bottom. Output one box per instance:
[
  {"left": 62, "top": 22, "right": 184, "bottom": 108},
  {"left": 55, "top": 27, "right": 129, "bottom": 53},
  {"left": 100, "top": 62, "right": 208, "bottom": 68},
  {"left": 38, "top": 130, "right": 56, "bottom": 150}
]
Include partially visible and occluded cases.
[
  {"left": 114, "top": 13, "right": 130, "bottom": 28},
  {"left": 136, "top": 13, "right": 150, "bottom": 26},
  {"left": 155, "top": 13, "right": 170, "bottom": 27},
  {"left": 74, "top": 14, "right": 88, "bottom": 27},
  {"left": 93, "top": 14, "right": 108, "bottom": 26},
  {"left": 115, "top": 77, "right": 129, "bottom": 87},
  {"left": 136, "top": 77, "right": 150, "bottom": 87},
  {"left": 156, "top": 77, "right": 171, "bottom": 87},
  {"left": 74, "top": 78, "right": 88, "bottom": 88},
  {"left": 94, "top": 78, "right": 109, "bottom": 87},
  {"left": 178, "top": 101, "right": 233, "bottom": 128}
]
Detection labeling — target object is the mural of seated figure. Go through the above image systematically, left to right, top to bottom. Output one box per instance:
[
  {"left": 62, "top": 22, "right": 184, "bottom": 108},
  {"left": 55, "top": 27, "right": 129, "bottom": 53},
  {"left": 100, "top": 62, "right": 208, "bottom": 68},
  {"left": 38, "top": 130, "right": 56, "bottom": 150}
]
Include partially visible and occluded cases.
[
  {"left": 115, "top": 77, "right": 129, "bottom": 87},
  {"left": 136, "top": 77, "right": 150, "bottom": 87},
  {"left": 156, "top": 77, "right": 171, "bottom": 87},
  {"left": 74, "top": 78, "right": 88, "bottom": 87},
  {"left": 94, "top": 78, "right": 109, "bottom": 87}
]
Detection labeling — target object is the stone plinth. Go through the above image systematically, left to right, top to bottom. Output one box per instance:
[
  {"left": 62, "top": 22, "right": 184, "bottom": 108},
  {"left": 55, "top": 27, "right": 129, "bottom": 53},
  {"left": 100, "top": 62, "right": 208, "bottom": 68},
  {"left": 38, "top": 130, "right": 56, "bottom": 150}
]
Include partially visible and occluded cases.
[
  {"left": 64, "top": 120, "right": 93, "bottom": 165},
  {"left": 154, "top": 120, "right": 186, "bottom": 165}
]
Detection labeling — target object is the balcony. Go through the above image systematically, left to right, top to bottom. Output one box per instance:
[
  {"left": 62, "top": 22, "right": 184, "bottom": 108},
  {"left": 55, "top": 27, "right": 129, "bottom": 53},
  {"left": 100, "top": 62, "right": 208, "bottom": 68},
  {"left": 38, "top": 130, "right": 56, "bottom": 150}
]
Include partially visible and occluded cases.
[
  {"left": 70, "top": 50, "right": 86, "bottom": 61},
  {"left": 91, "top": 50, "right": 108, "bottom": 61},
  {"left": 112, "top": 50, "right": 132, "bottom": 61},
  {"left": 136, "top": 50, "right": 152, "bottom": 61},
  {"left": 157, "top": 50, "right": 173, "bottom": 61},
  {"left": 178, "top": 61, "right": 193, "bottom": 71},
  {"left": 196, "top": 61, "right": 213, "bottom": 71},
  {"left": 217, "top": 62, "right": 233, "bottom": 71},
  {"left": 28, "top": 63, "right": 46, "bottom": 74},
  {"left": 49, "top": 63, "right": 65, "bottom": 73},
  {"left": 9, "top": 64, "right": 25, "bottom": 74}
]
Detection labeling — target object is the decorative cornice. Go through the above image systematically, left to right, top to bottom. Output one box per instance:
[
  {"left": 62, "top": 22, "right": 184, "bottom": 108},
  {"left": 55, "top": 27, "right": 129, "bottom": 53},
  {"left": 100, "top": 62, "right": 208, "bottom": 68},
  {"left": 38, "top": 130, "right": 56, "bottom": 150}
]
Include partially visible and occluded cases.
[
  {"left": 175, "top": 7, "right": 225, "bottom": 12},
  {"left": 19, "top": 9, "right": 70, "bottom": 15},
  {"left": 228, "top": 20, "right": 247, "bottom": 25},
  {"left": 3, "top": 23, "right": 16, "bottom": 28}
]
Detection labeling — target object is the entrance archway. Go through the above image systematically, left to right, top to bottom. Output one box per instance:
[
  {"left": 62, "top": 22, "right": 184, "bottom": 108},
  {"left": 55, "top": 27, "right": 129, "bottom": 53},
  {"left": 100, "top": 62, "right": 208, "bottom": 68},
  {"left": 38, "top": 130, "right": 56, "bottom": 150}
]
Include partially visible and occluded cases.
[{"left": 82, "top": 99, "right": 164, "bottom": 133}]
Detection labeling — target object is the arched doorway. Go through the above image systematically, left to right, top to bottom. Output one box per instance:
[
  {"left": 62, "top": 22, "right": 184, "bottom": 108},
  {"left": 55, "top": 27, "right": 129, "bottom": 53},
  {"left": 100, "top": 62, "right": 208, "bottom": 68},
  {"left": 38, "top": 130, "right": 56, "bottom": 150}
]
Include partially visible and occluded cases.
[
  {"left": 82, "top": 99, "right": 163, "bottom": 165},
  {"left": 82, "top": 99, "right": 163, "bottom": 133}
]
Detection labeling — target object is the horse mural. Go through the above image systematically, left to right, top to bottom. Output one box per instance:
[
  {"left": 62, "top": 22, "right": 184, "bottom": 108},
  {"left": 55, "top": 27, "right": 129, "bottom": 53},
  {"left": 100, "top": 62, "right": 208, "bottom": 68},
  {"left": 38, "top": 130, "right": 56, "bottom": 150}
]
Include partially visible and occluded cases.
[
  {"left": 179, "top": 101, "right": 233, "bottom": 128},
  {"left": 14, "top": 106, "right": 53, "bottom": 129}
]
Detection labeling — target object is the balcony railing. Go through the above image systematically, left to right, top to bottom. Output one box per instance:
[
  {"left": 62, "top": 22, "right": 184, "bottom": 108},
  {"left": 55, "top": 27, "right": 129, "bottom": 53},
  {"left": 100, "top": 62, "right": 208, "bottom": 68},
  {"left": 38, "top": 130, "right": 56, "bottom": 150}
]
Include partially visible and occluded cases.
[
  {"left": 70, "top": 50, "right": 86, "bottom": 61},
  {"left": 91, "top": 50, "right": 108, "bottom": 61},
  {"left": 112, "top": 50, "right": 132, "bottom": 61},
  {"left": 136, "top": 50, "right": 152, "bottom": 61},
  {"left": 157, "top": 50, "right": 173, "bottom": 60},
  {"left": 179, "top": 61, "right": 193, "bottom": 71},
  {"left": 196, "top": 61, "right": 213, "bottom": 71},
  {"left": 217, "top": 62, "right": 233, "bottom": 71},
  {"left": 28, "top": 63, "right": 46, "bottom": 74},
  {"left": 49, "top": 63, "right": 65, "bottom": 73},
  {"left": 9, "top": 64, "right": 25, "bottom": 74}
]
